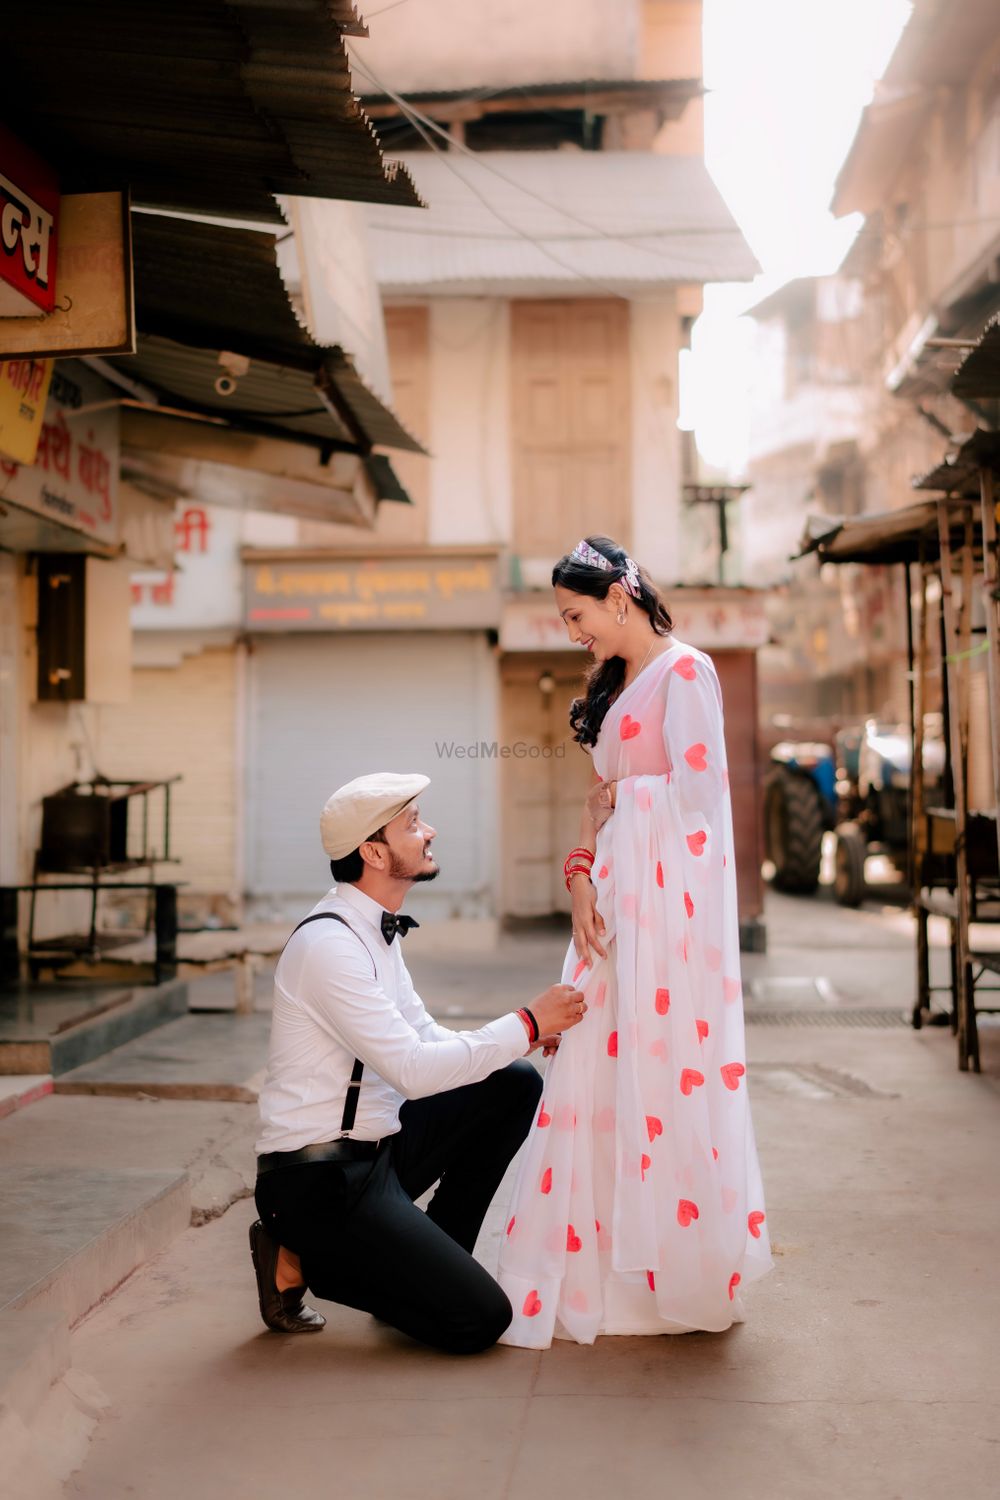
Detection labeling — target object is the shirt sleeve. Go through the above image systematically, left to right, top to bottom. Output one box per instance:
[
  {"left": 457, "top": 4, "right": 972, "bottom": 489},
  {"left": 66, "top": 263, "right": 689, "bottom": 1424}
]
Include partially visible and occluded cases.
[
  {"left": 297, "top": 935, "right": 529, "bottom": 1100},
  {"left": 397, "top": 963, "right": 461, "bottom": 1045}
]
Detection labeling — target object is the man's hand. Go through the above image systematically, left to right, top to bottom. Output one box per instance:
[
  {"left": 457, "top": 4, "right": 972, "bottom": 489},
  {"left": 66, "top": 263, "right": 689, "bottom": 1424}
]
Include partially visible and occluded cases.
[
  {"left": 531, "top": 983, "right": 587, "bottom": 1038},
  {"left": 528, "top": 1033, "right": 562, "bottom": 1058}
]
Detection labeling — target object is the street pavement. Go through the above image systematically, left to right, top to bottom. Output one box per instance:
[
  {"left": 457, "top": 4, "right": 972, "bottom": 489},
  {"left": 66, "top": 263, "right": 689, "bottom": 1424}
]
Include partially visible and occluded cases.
[{"left": 13, "top": 890, "right": 1000, "bottom": 1499}]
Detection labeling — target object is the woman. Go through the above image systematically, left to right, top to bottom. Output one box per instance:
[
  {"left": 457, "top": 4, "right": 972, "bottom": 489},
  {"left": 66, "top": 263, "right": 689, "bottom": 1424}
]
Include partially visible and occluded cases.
[{"left": 497, "top": 536, "right": 772, "bottom": 1347}]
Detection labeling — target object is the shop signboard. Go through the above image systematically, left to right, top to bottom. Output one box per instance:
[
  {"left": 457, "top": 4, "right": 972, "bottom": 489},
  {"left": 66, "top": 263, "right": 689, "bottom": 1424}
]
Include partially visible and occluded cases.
[
  {"left": 0, "top": 125, "right": 59, "bottom": 317},
  {"left": 0, "top": 191, "right": 134, "bottom": 359},
  {"left": 0, "top": 357, "right": 53, "bottom": 464},
  {"left": 0, "top": 362, "right": 120, "bottom": 546},
  {"left": 245, "top": 551, "right": 502, "bottom": 631},
  {"left": 500, "top": 588, "right": 770, "bottom": 652}
]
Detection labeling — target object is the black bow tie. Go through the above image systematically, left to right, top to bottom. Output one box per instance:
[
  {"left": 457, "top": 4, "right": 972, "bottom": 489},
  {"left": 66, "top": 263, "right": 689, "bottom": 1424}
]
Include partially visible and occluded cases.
[{"left": 381, "top": 911, "right": 419, "bottom": 945}]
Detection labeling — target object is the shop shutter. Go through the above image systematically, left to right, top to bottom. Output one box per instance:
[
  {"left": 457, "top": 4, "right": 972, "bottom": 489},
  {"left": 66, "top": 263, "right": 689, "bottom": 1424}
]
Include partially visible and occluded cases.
[{"left": 246, "top": 631, "right": 495, "bottom": 917}]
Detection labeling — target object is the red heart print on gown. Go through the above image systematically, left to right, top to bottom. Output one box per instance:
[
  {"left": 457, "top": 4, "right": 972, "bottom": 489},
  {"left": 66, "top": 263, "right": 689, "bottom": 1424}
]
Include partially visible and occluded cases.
[
  {"left": 673, "top": 655, "right": 697, "bottom": 680},
  {"left": 620, "top": 715, "right": 641, "bottom": 740},
  {"left": 684, "top": 743, "right": 708, "bottom": 772},
  {"left": 635, "top": 785, "right": 652, "bottom": 812},
  {"left": 686, "top": 830, "right": 707, "bottom": 856},
  {"left": 655, "top": 860, "right": 664, "bottom": 888},
  {"left": 598, "top": 864, "right": 609, "bottom": 879},
  {"left": 684, "top": 891, "right": 695, "bottom": 918},
  {"left": 705, "top": 945, "right": 722, "bottom": 972},
  {"left": 573, "top": 957, "right": 589, "bottom": 983},
  {"left": 723, "top": 977, "right": 741, "bottom": 1003},
  {"left": 593, "top": 981, "right": 607, "bottom": 1008},
  {"left": 655, "top": 987, "right": 670, "bottom": 1015},
  {"left": 696, "top": 1018, "right": 709, "bottom": 1042},
  {"left": 607, "top": 1031, "right": 618, "bottom": 1057},
  {"left": 650, "top": 1038, "right": 669, "bottom": 1062},
  {"left": 720, "top": 1062, "right": 746, "bottom": 1091},
  {"left": 679, "top": 1068, "right": 705, "bottom": 1095},
  {"left": 537, "top": 1104, "right": 551, "bottom": 1127},
  {"left": 646, "top": 1115, "right": 663, "bottom": 1142},
  {"left": 712, "top": 1147, "right": 719, "bottom": 1161},
  {"left": 641, "top": 1153, "right": 652, "bottom": 1180},
  {"left": 540, "top": 1167, "right": 553, "bottom": 1194},
  {"left": 677, "top": 1198, "right": 699, "bottom": 1227},
  {"left": 748, "top": 1211, "right": 766, "bottom": 1238},
  {"left": 506, "top": 1216, "right": 515, "bottom": 1236},
  {"left": 567, "top": 1225, "right": 582, "bottom": 1252},
  {"left": 647, "top": 1271, "right": 656, "bottom": 1291},
  {"left": 728, "top": 1273, "right": 741, "bottom": 1301},
  {"left": 523, "top": 1290, "right": 542, "bottom": 1317},
  {"left": 568, "top": 1290, "right": 588, "bottom": 1313}
]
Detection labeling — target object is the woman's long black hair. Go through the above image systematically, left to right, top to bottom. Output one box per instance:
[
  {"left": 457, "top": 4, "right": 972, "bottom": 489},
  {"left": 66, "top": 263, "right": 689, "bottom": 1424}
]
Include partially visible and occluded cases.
[{"left": 552, "top": 535, "right": 672, "bottom": 748}]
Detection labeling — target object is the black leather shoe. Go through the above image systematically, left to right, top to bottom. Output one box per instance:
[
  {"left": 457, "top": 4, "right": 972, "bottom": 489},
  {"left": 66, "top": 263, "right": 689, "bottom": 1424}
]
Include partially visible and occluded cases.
[{"left": 249, "top": 1220, "right": 326, "bottom": 1333}]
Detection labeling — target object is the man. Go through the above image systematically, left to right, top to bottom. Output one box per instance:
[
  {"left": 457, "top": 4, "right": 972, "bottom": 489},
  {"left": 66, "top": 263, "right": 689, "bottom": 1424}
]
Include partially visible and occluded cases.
[{"left": 250, "top": 772, "right": 586, "bottom": 1354}]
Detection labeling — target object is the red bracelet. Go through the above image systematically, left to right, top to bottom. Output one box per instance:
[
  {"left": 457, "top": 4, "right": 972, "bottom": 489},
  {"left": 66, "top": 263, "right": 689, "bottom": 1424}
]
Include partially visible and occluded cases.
[
  {"left": 563, "top": 847, "right": 595, "bottom": 876},
  {"left": 565, "top": 868, "right": 592, "bottom": 893},
  {"left": 516, "top": 1007, "right": 539, "bottom": 1043}
]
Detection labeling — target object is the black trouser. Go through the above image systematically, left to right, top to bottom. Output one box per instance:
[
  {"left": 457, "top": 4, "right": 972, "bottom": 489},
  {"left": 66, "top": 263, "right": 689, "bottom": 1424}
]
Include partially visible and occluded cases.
[{"left": 255, "top": 1059, "right": 542, "bottom": 1355}]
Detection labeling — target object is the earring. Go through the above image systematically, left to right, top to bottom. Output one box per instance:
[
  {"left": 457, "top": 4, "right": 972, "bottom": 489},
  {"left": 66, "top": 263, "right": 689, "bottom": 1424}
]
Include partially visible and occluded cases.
[{"left": 616, "top": 608, "right": 626, "bottom": 625}]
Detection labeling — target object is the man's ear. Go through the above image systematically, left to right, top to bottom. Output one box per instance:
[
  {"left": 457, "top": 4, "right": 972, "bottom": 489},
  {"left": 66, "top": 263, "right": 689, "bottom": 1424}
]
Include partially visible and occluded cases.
[{"left": 359, "top": 838, "right": 387, "bottom": 871}]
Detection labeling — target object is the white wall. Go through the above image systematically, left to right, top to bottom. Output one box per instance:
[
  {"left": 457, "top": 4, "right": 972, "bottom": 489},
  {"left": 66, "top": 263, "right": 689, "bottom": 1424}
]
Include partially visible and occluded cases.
[
  {"left": 355, "top": 0, "right": 640, "bottom": 96},
  {"left": 630, "top": 296, "right": 683, "bottom": 582},
  {"left": 427, "top": 298, "right": 512, "bottom": 547}
]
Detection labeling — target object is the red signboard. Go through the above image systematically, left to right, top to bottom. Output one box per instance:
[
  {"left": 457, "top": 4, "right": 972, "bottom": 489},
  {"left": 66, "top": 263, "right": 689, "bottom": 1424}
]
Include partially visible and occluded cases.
[{"left": 0, "top": 126, "right": 59, "bottom": 317}]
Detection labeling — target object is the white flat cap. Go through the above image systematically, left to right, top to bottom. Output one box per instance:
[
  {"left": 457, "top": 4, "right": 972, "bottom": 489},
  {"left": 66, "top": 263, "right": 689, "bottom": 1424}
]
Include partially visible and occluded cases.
[{"left": 320, "top": 772, "right": 430, "bottom": 860}]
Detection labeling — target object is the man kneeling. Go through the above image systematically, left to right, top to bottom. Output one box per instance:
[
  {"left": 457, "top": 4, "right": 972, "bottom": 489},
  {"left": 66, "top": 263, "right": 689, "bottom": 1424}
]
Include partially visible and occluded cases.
[{"left": 250, "top": 772, "right": 585, "bottom": 1354}]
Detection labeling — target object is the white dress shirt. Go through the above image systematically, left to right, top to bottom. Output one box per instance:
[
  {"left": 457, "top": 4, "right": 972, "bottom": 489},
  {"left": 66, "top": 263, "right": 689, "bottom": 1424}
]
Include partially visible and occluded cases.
[{"left": 255, "top": 883, "right": 530, "bottom": 1154}]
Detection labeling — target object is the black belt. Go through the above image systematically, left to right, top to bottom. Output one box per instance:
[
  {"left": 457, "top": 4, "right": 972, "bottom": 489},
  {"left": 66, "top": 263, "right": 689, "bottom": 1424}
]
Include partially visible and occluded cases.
[{"left": 256, "top": 1138, "right": 387, "bottom": 1175}]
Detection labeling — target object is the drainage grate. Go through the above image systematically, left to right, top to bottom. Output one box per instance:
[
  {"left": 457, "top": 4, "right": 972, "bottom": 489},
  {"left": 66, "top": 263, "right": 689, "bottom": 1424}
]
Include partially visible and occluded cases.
[{"left": 745, "top": 1008, "right": 908, "bottom": 1028}]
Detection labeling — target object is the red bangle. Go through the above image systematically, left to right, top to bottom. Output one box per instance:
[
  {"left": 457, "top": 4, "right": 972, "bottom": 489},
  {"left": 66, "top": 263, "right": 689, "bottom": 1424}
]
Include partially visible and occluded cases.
[
  {"left": 563, "top": 847, "right": 594, "bottom": 875},
  {"left": 565, "top": 869, "right": 592, "bottom": 892},
  {"left": 516, "top": 1007, "right": 539, "bottom": 1043}
]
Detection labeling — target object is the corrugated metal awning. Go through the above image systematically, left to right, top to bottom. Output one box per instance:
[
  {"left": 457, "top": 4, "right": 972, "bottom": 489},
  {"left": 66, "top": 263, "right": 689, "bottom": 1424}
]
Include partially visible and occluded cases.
[
  {"left": 2, "top": 1, "right": 421, "bottom": 223},
  {"left": 362, "top": 78, "right": 702, "bottom": 121},
  {"left": 366, "top": 151, "right": 758, "bottom": 294},
  {"left": 117, "top": 213, "right": 422, "bottom": 458},
  {"left": 952, "top": 316, "right": 1000, "bottom": 401},
  {"left": 911, "top": 429, "right": 1000, "bottom": 501},
  {"left": 796, "top": 499, "right": 982, "bottom": 567}
]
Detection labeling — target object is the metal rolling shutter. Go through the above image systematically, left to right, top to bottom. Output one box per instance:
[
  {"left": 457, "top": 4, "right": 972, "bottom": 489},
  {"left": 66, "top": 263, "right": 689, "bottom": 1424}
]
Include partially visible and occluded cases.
[{"left": 246, "top": 631, "right": 496, "bottom": 916}]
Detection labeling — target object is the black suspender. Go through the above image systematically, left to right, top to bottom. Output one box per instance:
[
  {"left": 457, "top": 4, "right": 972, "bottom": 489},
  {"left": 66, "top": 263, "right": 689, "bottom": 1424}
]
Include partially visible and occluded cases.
[{"left": 285, "top": 911, "right": 378, "bottom": 1136}]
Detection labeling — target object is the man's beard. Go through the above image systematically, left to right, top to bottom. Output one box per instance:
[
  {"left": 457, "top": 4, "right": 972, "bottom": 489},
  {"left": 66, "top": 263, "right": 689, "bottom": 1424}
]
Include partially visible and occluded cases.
[{"left": 387, "top": 847, "right": 439, "bottom": 883}]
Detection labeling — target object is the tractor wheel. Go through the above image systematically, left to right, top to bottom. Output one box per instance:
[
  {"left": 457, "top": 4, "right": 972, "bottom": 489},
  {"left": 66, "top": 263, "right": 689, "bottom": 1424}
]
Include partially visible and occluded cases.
[
  {"left": 764, "top": 769, "right": 824, "bottom": 894},
  {"left": 833, "top": 822, "right": 867, "bottom": 907}
]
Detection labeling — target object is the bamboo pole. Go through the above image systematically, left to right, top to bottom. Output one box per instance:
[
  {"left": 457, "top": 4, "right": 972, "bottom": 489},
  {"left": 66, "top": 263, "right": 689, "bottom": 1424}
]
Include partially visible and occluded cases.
[
  {"left": 978, "top": 466, "right": 1000, "bottom": 872},
  {"left": 936, "top": 500, "right": 978, "bottom": 1071},
  {"left": 912, "top": 553, "right": 929, "bottom": 1027}
]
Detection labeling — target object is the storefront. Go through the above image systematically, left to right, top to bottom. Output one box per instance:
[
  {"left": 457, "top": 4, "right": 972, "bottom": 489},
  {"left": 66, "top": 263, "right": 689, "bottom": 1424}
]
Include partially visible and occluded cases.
[{"left": 241, "top": 548, "right": 503, "bottom": 926}]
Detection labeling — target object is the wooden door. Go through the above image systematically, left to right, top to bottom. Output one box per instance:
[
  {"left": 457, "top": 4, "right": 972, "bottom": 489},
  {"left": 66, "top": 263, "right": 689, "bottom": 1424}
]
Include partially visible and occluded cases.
[
  {"left": 511, "top": 299, "right": 631, "bottom": 558},
  {"left": 500, "top": 653, "right": 595, "bottom": 917}
]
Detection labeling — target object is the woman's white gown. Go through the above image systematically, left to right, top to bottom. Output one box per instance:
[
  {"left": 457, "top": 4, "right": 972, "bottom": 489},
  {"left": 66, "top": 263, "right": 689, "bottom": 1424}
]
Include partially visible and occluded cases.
[{"left": 497, "top": 640, "right": 773, "bottom": 1347}]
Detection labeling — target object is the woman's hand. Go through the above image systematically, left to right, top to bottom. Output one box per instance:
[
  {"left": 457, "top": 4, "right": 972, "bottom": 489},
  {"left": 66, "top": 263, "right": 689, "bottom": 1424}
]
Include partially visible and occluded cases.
[
  {"left": 584, "top": 779, "right": 616, "bottom": 831},
  {"left": 570, "top": 873, "right": 607, "bottom": 967}
]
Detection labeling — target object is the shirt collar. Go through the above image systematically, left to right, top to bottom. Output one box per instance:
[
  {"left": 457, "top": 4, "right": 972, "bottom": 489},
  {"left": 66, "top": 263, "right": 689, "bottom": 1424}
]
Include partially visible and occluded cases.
[{"left": 334, "top": 881, "right": 391, "bottom": 936}]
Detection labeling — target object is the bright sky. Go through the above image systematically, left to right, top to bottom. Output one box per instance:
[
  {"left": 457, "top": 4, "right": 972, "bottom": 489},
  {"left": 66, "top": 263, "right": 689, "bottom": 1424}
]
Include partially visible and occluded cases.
[{"left": 684, "top": 0, "right": 913, "bottom": 477}]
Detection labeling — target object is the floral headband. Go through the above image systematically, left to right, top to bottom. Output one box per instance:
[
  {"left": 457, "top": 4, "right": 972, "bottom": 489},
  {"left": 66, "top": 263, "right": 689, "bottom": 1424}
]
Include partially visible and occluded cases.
[{"left": 570, "top": 538, "right": 641, "bottom": 599}]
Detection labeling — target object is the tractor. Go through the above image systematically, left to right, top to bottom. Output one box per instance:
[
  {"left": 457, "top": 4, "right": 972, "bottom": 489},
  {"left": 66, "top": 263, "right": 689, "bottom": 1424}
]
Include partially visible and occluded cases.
[{"left": 763, "top": 717, "right": 945, "bottom": 904}]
